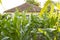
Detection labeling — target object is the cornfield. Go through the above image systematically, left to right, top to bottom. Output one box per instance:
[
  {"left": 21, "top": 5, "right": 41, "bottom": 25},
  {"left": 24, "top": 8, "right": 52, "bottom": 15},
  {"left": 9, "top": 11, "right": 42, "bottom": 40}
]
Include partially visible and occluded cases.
[{"left": 0, "top": 0, "right": 60, "bottom": 40}]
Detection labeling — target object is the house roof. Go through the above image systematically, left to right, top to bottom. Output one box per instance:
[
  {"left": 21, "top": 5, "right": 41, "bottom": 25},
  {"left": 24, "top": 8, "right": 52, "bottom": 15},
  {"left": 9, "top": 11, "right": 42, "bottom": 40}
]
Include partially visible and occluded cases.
[{"left": 4, "top": 3, "right": 41, "bottom": 13}]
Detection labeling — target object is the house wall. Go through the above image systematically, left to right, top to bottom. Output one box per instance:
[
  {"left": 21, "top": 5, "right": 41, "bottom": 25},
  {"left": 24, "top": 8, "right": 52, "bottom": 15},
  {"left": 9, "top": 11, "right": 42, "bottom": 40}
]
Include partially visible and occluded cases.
[
  {"left": 4, "top": 12, "right": 40, "bottom": 15},
  {"left": 4, "top": 12, "right": 40, "bottom": 18}
]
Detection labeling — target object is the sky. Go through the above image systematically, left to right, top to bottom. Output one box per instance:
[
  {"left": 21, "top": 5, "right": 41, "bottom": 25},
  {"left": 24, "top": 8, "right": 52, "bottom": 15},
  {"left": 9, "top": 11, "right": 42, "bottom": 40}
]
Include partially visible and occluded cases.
[{"left": 0, "top": 0, "right": 59, "bottom": 13}]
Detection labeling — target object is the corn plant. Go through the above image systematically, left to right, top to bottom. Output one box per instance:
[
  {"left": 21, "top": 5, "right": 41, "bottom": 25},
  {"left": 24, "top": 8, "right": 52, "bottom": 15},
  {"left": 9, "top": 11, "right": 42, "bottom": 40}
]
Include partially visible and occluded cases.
[{"left": 0, "top": 11, "right": 60, "bottom": 40}]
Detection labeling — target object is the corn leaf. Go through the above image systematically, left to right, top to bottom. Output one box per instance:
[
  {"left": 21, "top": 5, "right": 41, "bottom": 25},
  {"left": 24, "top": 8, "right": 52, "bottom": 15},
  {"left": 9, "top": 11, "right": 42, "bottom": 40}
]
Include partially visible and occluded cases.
[
  {"left": 0, "top": 0, "right": 1, "bottom": 4},
  {"left": 39, "top": 0, "right": 51, "bottom": 17},
  {"left": 49, "top": 2, "right": 54, "bottom": 18},
  {"left": 50, "top": 3, "right": 54, "bottom": 14},
  {"left": 56, "top": 3, "right": 60, "bottom": 10}
]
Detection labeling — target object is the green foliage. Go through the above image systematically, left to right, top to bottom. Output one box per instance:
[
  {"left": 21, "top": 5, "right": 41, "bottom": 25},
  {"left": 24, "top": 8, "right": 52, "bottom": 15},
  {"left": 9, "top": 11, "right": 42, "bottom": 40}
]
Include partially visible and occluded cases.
[
  {"left": 25, "top": 0, "right": 40, "bottom": 6},
  {"left": 0, "top": 11, "right": 60, "bottom": 40}
]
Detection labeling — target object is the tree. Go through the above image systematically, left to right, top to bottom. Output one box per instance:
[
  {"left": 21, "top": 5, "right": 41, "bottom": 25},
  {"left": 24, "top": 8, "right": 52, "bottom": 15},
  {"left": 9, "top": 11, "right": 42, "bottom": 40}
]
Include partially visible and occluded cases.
[{"left": 25, "top": 0, "right": 40, "bottom": 6}]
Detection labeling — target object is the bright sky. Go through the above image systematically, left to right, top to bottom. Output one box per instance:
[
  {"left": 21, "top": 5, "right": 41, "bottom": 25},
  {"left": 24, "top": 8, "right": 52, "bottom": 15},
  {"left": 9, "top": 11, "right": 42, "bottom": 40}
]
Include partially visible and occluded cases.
[{"left": 0, "top": 0, "right": 59, "bottom": 13}]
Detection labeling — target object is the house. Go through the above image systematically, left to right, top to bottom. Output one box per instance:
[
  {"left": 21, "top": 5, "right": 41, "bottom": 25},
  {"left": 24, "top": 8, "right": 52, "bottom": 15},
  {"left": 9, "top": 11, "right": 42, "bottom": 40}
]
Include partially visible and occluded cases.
[{"left": 4, "top": 3, "right": 41, "bottom": 15}]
